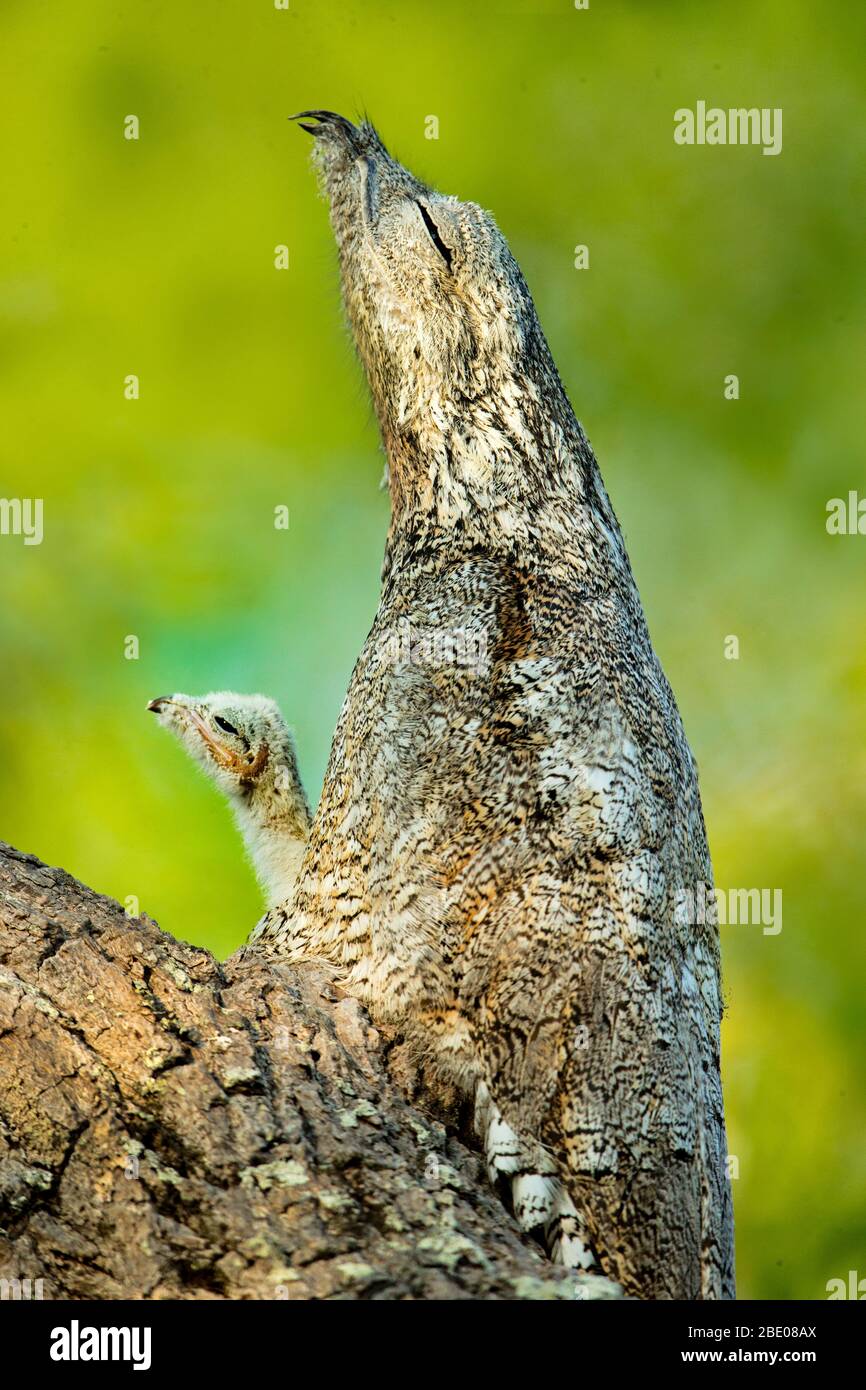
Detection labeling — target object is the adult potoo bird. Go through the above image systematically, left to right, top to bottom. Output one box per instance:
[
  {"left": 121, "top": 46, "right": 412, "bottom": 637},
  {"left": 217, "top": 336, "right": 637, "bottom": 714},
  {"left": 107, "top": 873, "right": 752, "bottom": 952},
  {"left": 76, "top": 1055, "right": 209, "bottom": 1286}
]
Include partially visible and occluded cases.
[{"left": 252, "top": 111, "right": 735, "bottom": 1300}]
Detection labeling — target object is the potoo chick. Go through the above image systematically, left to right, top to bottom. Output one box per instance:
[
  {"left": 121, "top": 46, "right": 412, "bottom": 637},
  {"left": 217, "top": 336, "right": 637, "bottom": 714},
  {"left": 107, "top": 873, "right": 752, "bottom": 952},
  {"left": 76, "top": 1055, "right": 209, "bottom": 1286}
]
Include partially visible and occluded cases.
[{"left": 148, "top": 692, "right": 310, "bottom": 909}]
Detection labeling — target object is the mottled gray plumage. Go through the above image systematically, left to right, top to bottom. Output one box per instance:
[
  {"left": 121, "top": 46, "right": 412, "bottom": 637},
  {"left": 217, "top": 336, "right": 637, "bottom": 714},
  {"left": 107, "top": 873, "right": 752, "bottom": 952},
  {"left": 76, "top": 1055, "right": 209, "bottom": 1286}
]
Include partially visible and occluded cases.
[{"left": 252, "top": 112, "right": 735, "bottom": 1299}]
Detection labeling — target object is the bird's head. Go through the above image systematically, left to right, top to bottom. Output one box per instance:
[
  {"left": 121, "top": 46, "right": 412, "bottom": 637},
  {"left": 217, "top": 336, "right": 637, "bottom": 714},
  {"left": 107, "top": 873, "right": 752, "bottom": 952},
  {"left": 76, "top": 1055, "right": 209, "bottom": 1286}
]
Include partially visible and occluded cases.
[
  {"left": 293, "top": 111, "right": 574, "bottom": 523},
  {"left": 147, "top": 692, "right": 305, "bottom": 817}
]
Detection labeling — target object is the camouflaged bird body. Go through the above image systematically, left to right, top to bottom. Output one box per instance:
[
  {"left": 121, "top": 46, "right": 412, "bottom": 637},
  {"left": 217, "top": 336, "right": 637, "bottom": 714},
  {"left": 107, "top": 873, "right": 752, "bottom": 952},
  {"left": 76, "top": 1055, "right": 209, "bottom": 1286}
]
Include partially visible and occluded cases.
[{"left": 252, "top": 112, "right": 734, "bottom": 1299}]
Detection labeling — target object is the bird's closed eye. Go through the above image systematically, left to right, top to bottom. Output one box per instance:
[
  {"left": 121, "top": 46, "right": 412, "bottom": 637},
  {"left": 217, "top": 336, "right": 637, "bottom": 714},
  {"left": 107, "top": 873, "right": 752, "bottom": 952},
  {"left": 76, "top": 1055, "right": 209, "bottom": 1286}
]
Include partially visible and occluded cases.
[
  {"left": 415, "top": 201, "right": 453, "bottom": 270},
  {"left": 214, "top": 716, "right": 240, "bottom": 736}
]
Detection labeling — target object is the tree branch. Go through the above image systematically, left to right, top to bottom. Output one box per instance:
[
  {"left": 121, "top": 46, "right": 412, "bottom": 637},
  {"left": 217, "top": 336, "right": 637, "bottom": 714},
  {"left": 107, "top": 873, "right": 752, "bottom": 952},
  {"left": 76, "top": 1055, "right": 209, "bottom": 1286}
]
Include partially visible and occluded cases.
[{"left": 0, "top": 842, "right": 576, "bottom": 1300}]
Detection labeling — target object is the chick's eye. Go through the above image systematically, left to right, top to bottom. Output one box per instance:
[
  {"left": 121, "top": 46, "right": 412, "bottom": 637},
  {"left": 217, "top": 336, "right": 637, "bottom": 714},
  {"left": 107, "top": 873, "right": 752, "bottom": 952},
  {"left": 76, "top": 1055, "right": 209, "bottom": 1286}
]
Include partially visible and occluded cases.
[
  {"left": 415, "top": 201, "right": 453, "bottom": 270},
  {"left": 214, "top": 716, "right": 239, "bottom": 736}
]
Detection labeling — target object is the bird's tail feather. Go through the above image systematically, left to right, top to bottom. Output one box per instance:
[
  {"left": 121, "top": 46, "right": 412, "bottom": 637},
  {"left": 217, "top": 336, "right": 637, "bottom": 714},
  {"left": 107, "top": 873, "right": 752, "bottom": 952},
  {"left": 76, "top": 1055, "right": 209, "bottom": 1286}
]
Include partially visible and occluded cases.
[{"left": 474, "top": 1080, "right": 599, "bottom": 1274}]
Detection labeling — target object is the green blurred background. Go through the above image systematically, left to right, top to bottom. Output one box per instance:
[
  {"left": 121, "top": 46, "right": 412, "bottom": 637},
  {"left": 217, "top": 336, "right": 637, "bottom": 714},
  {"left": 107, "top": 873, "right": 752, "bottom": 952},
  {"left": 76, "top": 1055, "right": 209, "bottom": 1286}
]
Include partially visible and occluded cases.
[{"left": 1, "top": 0, "right": 864, "bottom": 1299}]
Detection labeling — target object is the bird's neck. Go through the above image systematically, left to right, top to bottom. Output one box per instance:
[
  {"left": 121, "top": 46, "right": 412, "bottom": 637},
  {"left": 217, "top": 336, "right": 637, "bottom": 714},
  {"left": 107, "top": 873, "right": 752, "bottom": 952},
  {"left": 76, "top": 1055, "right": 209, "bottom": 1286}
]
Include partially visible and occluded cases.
[
  {"left": 379, "top": 371, "right": 627, "bottom": 580},
  {"left": 231, "top": 788, "right": 310, "bottom": 908}
]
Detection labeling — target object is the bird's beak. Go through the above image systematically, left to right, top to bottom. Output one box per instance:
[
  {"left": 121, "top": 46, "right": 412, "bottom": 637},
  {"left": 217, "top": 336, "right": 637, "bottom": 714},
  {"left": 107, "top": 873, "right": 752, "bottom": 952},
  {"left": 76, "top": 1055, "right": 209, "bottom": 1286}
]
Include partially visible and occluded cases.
[
  {"left": 289, "top": 108, "right": 398, "bottom": 224},
  {"left": 289, "top": 110, "right": 363, "bottom": 146},
  {"left": 147, "top": 696, "right": 173, "bottom": 713},
  {"left": 147, "top": 697, "right": 237, "bottom": 767},
  {"left": 186, "top": 708, "right": 223, "bottom": 752}
]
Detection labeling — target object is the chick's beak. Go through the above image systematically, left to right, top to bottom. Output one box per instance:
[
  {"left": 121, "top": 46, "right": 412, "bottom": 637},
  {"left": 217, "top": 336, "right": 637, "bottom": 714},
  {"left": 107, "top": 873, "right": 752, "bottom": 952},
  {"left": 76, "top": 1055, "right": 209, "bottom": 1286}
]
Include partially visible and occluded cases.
[
  {"left": 147, "top": 696, "right": 173, "bottom": 714},
  {"left": 147, "top": 696, "right": 240, "bottom": 770},
  {"left": 180, "top": 707, "right": 240, "bottom": 769}
]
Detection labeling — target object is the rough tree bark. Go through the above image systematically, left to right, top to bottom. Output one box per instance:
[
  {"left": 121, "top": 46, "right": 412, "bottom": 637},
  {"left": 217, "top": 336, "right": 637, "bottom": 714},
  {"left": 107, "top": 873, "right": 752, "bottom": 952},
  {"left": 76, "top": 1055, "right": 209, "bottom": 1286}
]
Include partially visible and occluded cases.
[{"left": 0, "top": 842, "right": 581, "bottom": 1301}]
